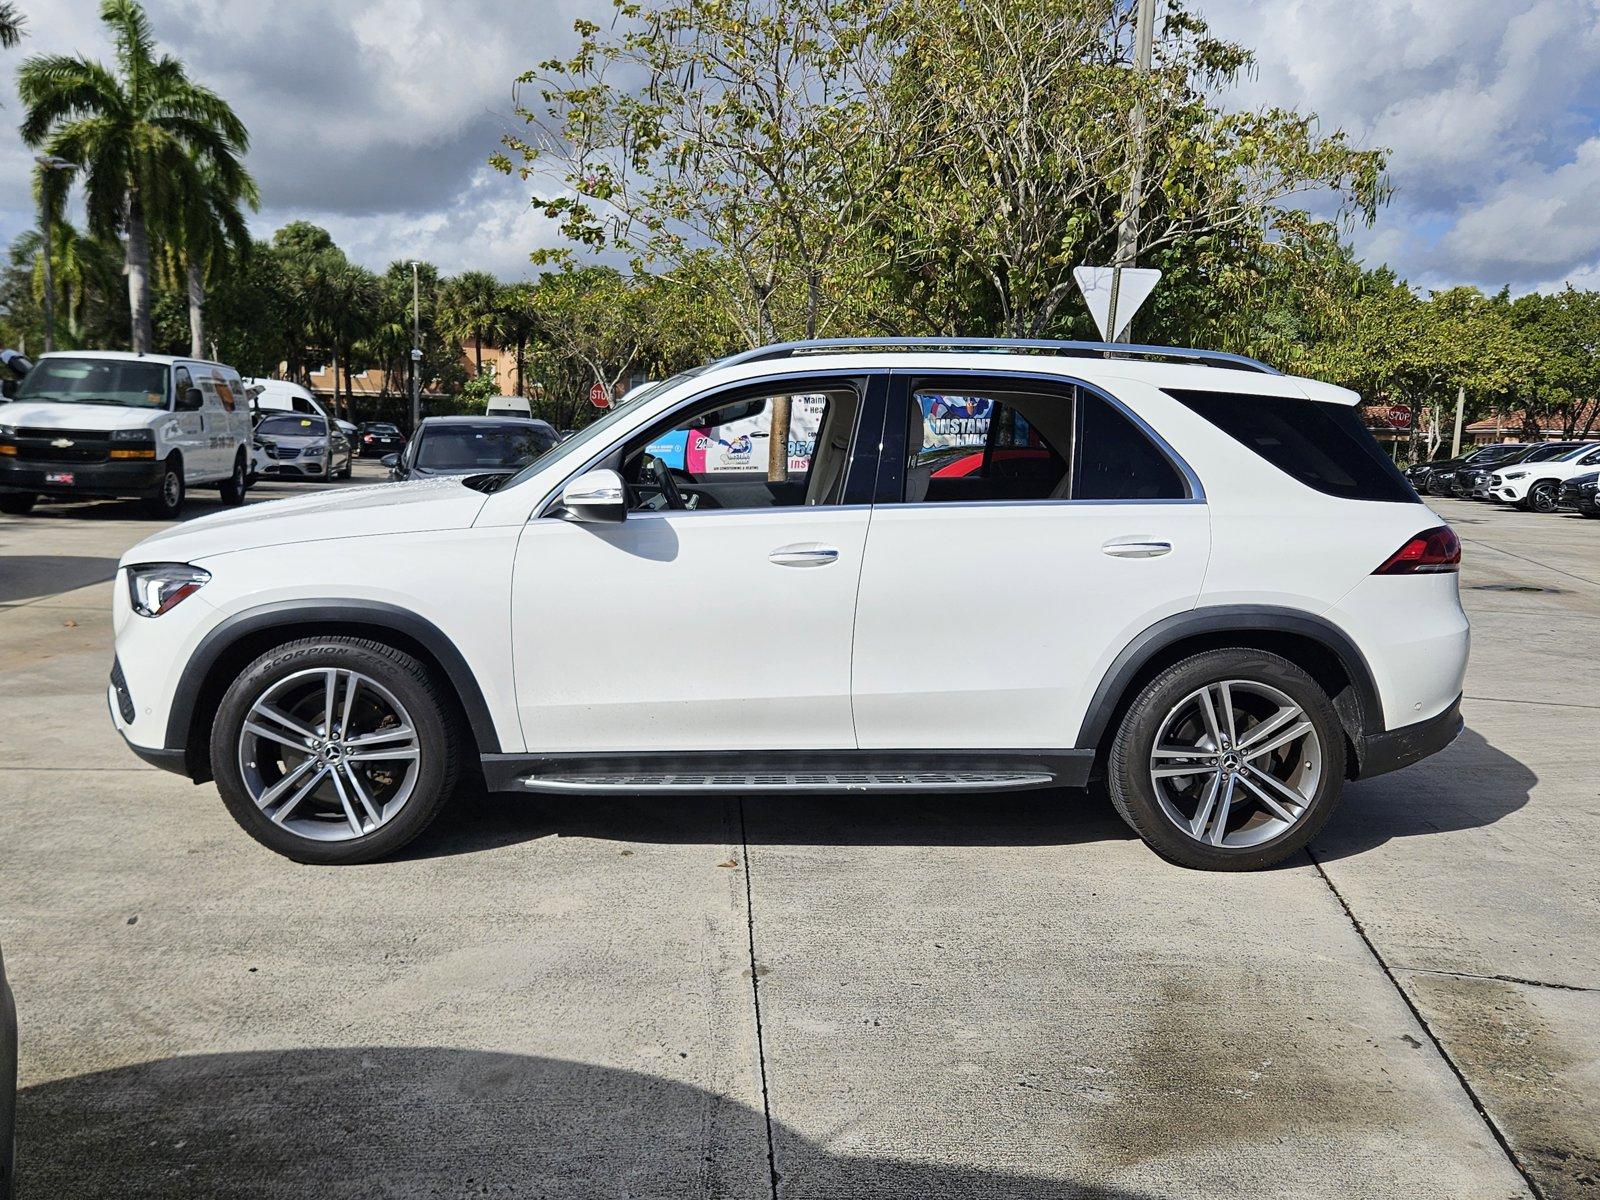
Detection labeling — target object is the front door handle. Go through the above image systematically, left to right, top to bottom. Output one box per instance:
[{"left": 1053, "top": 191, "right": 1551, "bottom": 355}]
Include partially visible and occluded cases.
[
  {"left": 1102, "top": 538, "right": 1172, "bottom": 559},
  {"left": 770, "top": 542, "right": 840, "bottom": 567}
]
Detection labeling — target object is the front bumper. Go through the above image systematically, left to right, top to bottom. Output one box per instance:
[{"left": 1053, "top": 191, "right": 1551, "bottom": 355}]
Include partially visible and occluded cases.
[
  {"left": 0, "top": 456, "right": 164, "bottom": 498},
  {"left": 1355, "top": 694, "right": 1463, "bottom": 779}
]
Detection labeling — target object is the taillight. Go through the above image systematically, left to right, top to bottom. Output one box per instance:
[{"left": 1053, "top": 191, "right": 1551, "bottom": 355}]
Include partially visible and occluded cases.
[{"left": 1374, "top": 526, "right": 1461, "bottom": 574}]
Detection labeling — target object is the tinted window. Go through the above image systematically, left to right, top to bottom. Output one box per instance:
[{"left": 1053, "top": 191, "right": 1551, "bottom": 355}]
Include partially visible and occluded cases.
[
  {"left": 1167, "top": 389, "right": 1416, "bottom": 503},
  {"left": 1075, "top": 393, "right": 1187, "bottom": 500},
  {"left": 417, "top": 425, "right": 551, "bottom": 470}
]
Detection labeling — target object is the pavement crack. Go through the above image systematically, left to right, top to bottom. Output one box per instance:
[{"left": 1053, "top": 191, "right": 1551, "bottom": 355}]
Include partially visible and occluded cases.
[
  {"left": 1458, "top": 537, "right": 1600, "bottom": 591},
  {"left": 1463, "top": 694, "right": 1600, "bottom": 712},
  {"left": 737, "top": 797, "right": 780, "bottom": 1200},
  {"left": 1306, "top": 847, "right": 1546, "bottom": 1200},
  {"left": 1398, "top": 966, "right": 1597, "bottom": 994}
]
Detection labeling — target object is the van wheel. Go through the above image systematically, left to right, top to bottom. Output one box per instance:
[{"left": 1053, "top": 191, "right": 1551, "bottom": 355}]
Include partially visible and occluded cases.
[
  {"left": 219, "top": 451, "right": 249, "bottom": 506},
  {"left": 141, "top": 458, "right": 185, "bottom": 518},
  {"left": 0, "top": 492, "right": 35, "bottom": 515},
  {"left": 209, "top": 637, "right": 460, "bottom": 865},
  {"left": 1106, "top": 648, "right": 1346, "bottom": 871}
]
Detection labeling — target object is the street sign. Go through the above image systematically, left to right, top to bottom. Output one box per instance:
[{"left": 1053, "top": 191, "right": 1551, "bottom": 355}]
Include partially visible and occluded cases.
[
  {"left": 1073, "top": 266, "right": 1161, "bottom": 341},
  {"left": 588, "top": 381, "right": 610, "bottom": 409}
]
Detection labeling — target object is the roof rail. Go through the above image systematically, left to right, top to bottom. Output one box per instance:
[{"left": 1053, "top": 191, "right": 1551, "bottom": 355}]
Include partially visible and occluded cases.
[{"left": 713, "top": 337, "right": 1281, "bottom": 375}]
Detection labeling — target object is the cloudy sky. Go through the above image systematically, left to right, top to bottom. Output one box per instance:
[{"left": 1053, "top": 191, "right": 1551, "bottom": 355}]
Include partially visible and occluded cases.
[{"left": 0, "top": 0, "right": 1597, "bottom": 292}]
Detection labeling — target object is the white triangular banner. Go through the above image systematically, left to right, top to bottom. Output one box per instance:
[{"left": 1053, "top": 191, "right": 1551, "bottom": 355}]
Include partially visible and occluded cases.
[{"left": 1074, "top": 266, "right": 1161, "bottom": 341}]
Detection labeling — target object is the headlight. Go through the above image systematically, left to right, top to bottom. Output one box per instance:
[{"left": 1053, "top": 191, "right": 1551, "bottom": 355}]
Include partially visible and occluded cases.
[
  {"left": 0, "top": 424, "right": 14, "bottom": 438},
  {"left": 110, "top": 428, "right": 154, "bottom": 443},
  {"left": 305, "top": 441, "right": 327, "bottom": 452},
  {"left": 1501, "top": 471, "right": 1527, "bottom": 480},
  {"left": 126, "top": 563, "right": 210, "bottom": 617}
]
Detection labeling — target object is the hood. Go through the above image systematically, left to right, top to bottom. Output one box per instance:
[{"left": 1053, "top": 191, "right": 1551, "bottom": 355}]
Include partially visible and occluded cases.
[
  {"left": 0, "top": 400, "right": 168, "bottom": 432},
  {"left": 122, "top": 477, "right": 488, "bottom": 566}
]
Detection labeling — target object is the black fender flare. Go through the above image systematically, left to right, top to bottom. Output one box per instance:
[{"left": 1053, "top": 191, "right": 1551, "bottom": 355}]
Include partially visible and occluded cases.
[
  {"left": 165, "top": 599, "right": 503, "bottom": 756},
  {"left": 1074, "top": 605, "right": 1384, "bottom": 750}
]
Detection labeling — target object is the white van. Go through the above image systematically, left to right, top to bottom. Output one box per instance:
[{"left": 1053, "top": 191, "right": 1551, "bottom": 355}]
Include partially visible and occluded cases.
[
  {"left": 0, "top": 351, "right": 252, "bottom": 518},
  {"left": 244, "top": 377, "right": 330, "bottom": 423},
  {"left": 485, "top": 395, "right": 532, "bottom": 419}
]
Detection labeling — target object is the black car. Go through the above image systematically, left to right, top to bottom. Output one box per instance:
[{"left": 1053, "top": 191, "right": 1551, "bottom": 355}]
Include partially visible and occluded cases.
[
  {"left": 384, "top": 415, "right": 559, "bottom": 483},
  {"left": 358, "top": 421, "right": 406, "bottom": 458},
  {"left": 1456, "top": 441, "right": 1591, "bottom": 498},
  {"left": 1420, "top": 444, "right": 1529, "bottom": 497},
  {"left": 1557, "top": 470, "right": 1600, "bottom": 517},
  {"left": 2, "top": 941, "right": 16, "bottom": 1200}
]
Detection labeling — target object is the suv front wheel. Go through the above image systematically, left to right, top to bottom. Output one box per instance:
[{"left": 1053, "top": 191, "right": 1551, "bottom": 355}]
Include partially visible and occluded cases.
[
  {"left": 210, "top": 637, "right": 460, "bottom": 864},
  {"left": 1107, "top": 648, "right": 1346, "bottom": 871}
]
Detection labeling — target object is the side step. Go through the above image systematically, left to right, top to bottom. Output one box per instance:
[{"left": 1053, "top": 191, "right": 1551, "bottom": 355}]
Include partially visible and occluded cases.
[{"left": 518, "top": 770, "right": 1056, "bottom": 795}]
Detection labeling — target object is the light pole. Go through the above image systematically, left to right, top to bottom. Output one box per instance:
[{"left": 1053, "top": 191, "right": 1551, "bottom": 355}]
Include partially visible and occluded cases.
[
  {"left": 1107, "top": 0, "right": 1156, "bottom": 344},
  {"left": 34, "top": 155, "right": 75, "bottom": 354},
  {"left": 409, "top": 261, "right": 421, "bottom": 433}
]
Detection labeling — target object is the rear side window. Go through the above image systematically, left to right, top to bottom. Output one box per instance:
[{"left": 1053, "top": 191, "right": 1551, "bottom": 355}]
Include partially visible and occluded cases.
[
  {"left": 1167, "top": 389, "right": 1417, "bottom": 503},
  {"left": 1075, "top": 392, "right": 1187, "bottom": 500}
]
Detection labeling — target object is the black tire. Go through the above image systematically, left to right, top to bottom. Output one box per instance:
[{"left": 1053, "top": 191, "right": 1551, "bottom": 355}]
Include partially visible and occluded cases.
[
  {"left": 219, "top": 450, "right": 249, "bottom": 506},
  {"left": 339, "top": 454, "right": 353, "bottom": 479},
  {"left": 141, "top": 457, "right": 185, "bottom": 518},
  {"left": 1525, "top": 480, "right": 1558, "bottom": 513},
  {"left": 0, "top": 493, "right": 35, "bottom": 515},
  {"left": 209, "top": 636, "right": 460, "bottom": 865},
  {"left": 1106, "top": 648, "right": 1347, "bottom": 871}
]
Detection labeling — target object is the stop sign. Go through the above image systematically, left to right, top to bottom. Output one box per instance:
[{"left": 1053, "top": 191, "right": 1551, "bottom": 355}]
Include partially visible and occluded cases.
[{"left": 588, "top": 382, "right": 609, "bottom": 409}]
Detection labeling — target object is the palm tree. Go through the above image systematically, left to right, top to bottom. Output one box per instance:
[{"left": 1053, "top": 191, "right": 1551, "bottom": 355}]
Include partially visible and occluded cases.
[
  {"left": 17, "top": 0, "right": 251, "bottom": 353},
  {"left": 0, "top": 3, "right": 25, "bottom": 49},
  {"left": 161, "top": 150, "right": 259, "bottom": 357},
  {"left": 11, "top": 220, "right": 122, "bottom": 346},
  {"left": 440, "top": 270, "right": 506, "bottom": 373},
  {"left": 499, "top": 282, "right": 537, "bottom": 400}
]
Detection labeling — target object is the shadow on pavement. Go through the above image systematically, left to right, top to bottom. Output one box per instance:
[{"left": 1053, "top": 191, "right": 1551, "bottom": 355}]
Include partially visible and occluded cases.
[
  {"left": 0, "top": 555, "right": 121, "bottom": 604},
  {"left": 1312, "top": 726, "right": 1536, "bottom": 863},
  {"left": 405, "top": 786, "right": 1135, "bottom": 861},
  {"left": 17, "top": 1047, "right": 1160, "bottom": 1199}
]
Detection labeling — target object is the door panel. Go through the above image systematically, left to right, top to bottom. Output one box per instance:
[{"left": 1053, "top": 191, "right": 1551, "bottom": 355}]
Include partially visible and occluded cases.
[
  {"left": 850, "top": 503, "right": 1210, "bottom": 749},
  {"left": 512, "top": 507, "right": 870, "bottom": 752}
]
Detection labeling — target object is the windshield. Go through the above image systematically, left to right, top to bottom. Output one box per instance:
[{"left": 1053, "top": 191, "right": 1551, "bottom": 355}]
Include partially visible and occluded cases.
[
  {"left": 16, "top": 357, "right": 170, "bottom": 409},
  {"left": 499, "top": 371, "right": 702, "bottom": 489},
  {"left": 259, "top": 415, "right": 326, "bottom": 437},
  {"left": 416, "top": 424, "right": 554, "bottom": 470}
]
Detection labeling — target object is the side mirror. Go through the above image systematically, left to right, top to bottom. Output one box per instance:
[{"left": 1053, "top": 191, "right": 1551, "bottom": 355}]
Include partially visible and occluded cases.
[
  {"left": 177, "top": 387, "right": 205, "bottom": 412},
  {"left": 381, "top": 453, "right": 399, "bottom": 469},
  {"left": 560, "top": 467, "right": 627, "bottom": 523}
]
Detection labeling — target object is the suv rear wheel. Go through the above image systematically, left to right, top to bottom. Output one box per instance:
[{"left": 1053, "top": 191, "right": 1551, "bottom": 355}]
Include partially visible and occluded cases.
[
  {"left": 210, "top": 637, "right": 460, "bottom": 864},
  {"left": 1107, "top": 648, "right": 1346, "bottom": 871}
]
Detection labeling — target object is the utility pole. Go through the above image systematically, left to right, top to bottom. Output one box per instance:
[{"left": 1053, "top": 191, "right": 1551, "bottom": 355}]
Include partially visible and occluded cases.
[
  {"left": 1107, "top": 0, "right": 1156, "bottom": 344},
  {"left": 34, "top": 156, "right": 75, "bottom": 354},
  {"left": 409, "top": 261, "right": 422, "bottom": 434},
  {"left": 1450, "top": 385, "right": 1466, "bottom": 458}
]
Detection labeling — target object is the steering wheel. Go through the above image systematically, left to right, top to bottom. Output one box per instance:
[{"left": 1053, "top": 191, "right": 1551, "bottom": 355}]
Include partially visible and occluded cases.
[{"left": 637, "top": 453, "right": 687, "bottom": 510}]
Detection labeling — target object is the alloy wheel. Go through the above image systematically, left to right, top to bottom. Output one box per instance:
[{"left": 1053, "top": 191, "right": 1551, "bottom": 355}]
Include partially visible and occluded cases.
[
  {"left": 1530, "top": 482, "right": 1557, "bottom": 513},
  {"left": 237, "top": 667, "right": 422, "bottom": 842},
  {"left": 1148, "top": 679, "right": 1323, "bottom": 849}
]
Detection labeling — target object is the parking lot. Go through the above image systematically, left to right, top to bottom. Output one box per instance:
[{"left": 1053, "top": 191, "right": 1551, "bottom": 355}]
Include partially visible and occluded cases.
[{"left": 0, "top": 473, "right": 1595, "bottom": 1198}]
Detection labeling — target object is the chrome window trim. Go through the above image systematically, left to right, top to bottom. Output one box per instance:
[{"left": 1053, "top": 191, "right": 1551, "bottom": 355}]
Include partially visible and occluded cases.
[
  {"left": 888, "top": 366, "right": 1207, "bottom": 505},
  {"left": 535, "top": 367, "right": 877, "bottom": 520}
]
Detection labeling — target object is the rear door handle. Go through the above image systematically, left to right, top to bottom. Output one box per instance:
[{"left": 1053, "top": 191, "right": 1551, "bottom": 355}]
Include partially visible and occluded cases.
[
  {"left": 1102, "top": 539, "right": 1172, "bottom": 559},
  {"left": 770, "top": 542, "right": 840, "bottom": 567}
]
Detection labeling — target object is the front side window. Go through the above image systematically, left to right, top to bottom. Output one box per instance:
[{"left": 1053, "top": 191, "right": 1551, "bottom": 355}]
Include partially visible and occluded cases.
[
  {"left": 15, "top": 357, "right": 170, "bottom": 410},
  {"left": 894, "top": 380, "right": 1187, "bottom": 504},
  {"left": 621, "top": 383, "right": 861, "bottom": 512},
  {"left": 1167, "top": 388, "right": 1416, "bottom": 504}
]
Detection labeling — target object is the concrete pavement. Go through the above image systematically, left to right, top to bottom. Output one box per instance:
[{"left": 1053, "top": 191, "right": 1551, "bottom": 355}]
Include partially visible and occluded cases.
[{"left": 0, "top": 476, "right": 1592, "bottom": 1197}]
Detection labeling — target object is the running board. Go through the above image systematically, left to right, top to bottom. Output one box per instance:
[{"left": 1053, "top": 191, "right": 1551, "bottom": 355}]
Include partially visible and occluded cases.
[
  {"left": 479, "top": 750, "right": 1095, "bottom": 795},
  {"left": 518, "top": 770, "right": 1055, "bottom": 795}
]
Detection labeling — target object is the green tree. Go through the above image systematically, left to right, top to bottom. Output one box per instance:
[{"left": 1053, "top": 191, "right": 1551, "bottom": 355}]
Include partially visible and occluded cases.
[
  {"left": 18, "top": 0, "right": 252, "bottom": 353},
  {"left": 0, "top": 3, "right": 24, "bottom": 48},
  {"left": 160, "top": 148, "right": 259, "bottom": 357},
  {"left": 9, "top": 220, "right": 121, "bottom": 347},
  {"left": 438, "top": 270, "right": 505, "bottom": 374},
  {"left": 1507, "top": 289, "right": 1600, "bottom": 440}
]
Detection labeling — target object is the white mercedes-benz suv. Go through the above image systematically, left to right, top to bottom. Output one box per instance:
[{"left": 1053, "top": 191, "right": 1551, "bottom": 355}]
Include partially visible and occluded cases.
[{"left": 109, "top": 340, "right": 1468, "bottom": 871}]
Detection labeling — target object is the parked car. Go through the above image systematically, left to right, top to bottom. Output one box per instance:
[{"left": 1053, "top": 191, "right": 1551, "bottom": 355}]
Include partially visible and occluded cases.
[
  {"left": 109, "top": 339, "right": 1467, "bottom": 872},
  {"left": 0, "top": 351, "right": 251, "bottom": 518},
  {"left": 250, "top": 413, "right": 354, "bottom": 482},
  {"left": 383, "top": 416, "right": 558, "bottom": 482},
  {"left": 358, "top": 422, "right": 406, "bottom": 457},
  {"left": 1462, "top": 442, "right": 1593, "bottom": 498},
  {"left": 1422, "top": 443, "right": 1529, "bottom": 497},
  {"left": 1485, "top": 443, "right": 1600, "bottom": 511},
  {"left": 1557, "top": 470, "right": 1600, "bottom": 517},
  {"left": 1, "top": 940, "right": 15, "bottom": 1200}
]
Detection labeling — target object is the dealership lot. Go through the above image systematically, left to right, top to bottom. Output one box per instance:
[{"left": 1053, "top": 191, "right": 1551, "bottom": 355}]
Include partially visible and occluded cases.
[{"left": 0, "top": 479, "right": 1595, "bottom": 1197}]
